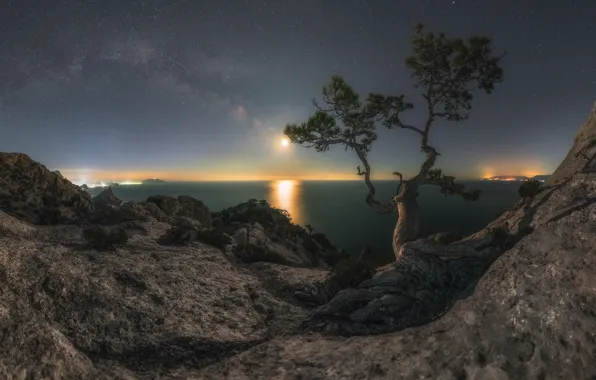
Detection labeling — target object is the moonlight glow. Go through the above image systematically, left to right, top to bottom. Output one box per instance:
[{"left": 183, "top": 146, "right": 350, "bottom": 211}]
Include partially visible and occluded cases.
[{"left": 281, "top": 138, "right": 289, "bottom": 147}]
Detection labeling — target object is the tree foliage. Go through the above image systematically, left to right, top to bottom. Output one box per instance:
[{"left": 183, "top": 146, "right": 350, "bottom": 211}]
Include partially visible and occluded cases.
[
  {"left": 284, "top": 24, "right": 505, "bottom": 208},
  {"left": 518, "top": 179, "right": 543, "bottom": 199}
]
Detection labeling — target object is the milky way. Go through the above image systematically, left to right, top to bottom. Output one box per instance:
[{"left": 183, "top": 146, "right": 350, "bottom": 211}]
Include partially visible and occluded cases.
[{"left": 0, "top": 0, "right": 594, "bottom": 181}]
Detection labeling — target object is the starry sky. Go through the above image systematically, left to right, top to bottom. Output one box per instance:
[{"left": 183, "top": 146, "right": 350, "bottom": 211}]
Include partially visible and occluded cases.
[{"left": 1, "top": 0, "right": 595, "bottom": 182}]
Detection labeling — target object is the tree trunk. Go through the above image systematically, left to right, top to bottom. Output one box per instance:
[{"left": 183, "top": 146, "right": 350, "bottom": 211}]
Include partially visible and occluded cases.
[{"left": 392, "top": 182, "right": 421, "bottom": 259}]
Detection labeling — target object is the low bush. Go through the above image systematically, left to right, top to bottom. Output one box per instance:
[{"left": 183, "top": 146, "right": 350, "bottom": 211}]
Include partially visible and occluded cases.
[
  {"left": 518, "top": 179, "right": 543, "bottom": 198},
  {"left": 324, "top": 256, "right": 376, "bottom": 298}
]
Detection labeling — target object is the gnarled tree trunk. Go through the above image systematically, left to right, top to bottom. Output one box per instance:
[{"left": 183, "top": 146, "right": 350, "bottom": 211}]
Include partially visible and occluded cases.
[{"left": 392, "top": 182, "right": 420, "bottom": 259}]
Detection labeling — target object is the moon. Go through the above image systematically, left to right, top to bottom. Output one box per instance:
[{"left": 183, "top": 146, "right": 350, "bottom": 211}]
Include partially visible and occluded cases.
[{"left": 281, "top": 138, "right": 289, "bottom": 147}]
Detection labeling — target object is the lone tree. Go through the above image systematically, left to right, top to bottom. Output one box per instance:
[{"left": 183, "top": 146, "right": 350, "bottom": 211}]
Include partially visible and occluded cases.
[{"left": 284, "top": 24, "right": 505, "bottom": 260}]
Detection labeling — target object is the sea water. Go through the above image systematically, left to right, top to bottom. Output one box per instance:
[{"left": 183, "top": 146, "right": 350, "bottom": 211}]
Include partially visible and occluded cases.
[{"left": 100, "top": 180, "right": 521, "bottom": 255}]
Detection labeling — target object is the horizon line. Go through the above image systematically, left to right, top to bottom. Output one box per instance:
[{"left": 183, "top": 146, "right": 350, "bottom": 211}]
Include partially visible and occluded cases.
[{"left": 77, "top": 175, "right": 551, "bottom": 185}]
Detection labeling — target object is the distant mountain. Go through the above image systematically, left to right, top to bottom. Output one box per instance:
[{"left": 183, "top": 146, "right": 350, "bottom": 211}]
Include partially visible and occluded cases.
[
  {"left": 531, "top": 175, "right": 551, "bottom": 182},
  {"left": 482, "top": 176, "right": 528, "bottom": 182},
  {"left": 141, "top": 178, "right": 166, "bottom": 184}
]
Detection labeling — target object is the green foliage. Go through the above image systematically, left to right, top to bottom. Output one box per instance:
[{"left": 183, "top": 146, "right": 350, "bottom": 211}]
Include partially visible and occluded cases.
[
  {"left": 404, "top": 23, "right": 504, "bottom": 121},
  {"left": 284, "top": 24, "right": 504, "bottom": 214},
  {"left": 285, "top": 25, "right": 505, "bottom": 154},
  {"left": 284, "top": 76, "right": 377, "bottom": 154},
  {"left": 426, "top": 168, "right": 481, "bottom": 201},
  {"left": 518, "top": 179, "right": 543, "bottom": 198},
  {"left": 215, "top": 199, "right": 293, "bottom": 228},
  {"left": 305, "top": 224, "right": 314, "bottom": 234},
  {"left": 83, "top": 225, "right": 128, "bottom": 250},
  {"left": 311, "top": 232, "right": 335, "bottom": 250},
  {"left": 324, "top": 257, "right": 375, "bottom": 298}
]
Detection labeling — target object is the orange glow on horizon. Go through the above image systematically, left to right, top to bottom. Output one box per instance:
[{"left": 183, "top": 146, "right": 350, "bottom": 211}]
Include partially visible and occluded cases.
[
  {"left": 59, "top": 157, "right": 550, "bottom": 184},
  {"left": 478, "top": 158, "right": 549, "bottom": 180},
  {"left": 58, "top": 168, "right": 367, "bottom": 183}
]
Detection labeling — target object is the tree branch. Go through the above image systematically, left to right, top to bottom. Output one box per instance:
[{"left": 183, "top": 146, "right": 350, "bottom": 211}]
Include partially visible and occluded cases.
[
  {"left": 355, "top": 147, "right": 399, "bottom": 214},
  {"left": 423, "top": 168, "right": 481, "bottom": 201}
]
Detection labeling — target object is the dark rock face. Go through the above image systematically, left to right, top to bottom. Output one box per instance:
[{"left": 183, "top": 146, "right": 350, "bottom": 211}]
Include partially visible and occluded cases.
[
  {"left": 548, "top": 100, "right": 596, "bottom": 185},
  {"left": 0, "top": 152, "right": 93, "bottom": 224},
  {"left": 91, "top": 187, "right": 123, "bottom": 210},
  {"left": 146, "top": 194, "right": 180, "bottom": 216},
  {"left": 146, "top": 195, "right": 212, "bottom": 227},
  {"left": 176, "top": 195, "right": 212, "bottom": 227},
  {"left": 213, "top": 200, "right": 347, "bottom": 269},
  {"left": 0, "top": 211, "right": 309, "bottom": 379}
]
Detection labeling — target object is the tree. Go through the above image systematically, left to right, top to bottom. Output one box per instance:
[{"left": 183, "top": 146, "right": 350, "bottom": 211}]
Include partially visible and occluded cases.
[
  {"left": 284, "top": 24, "right": 505, "bottom": 260},
  {"left": 518, "top": 179, "right": 542, "bottom": 198}
]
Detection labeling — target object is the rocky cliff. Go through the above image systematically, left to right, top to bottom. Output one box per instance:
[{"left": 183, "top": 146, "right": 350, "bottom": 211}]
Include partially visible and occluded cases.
[
  {"left": 0, "top": 101, "right": 594, "bottom": 379},
  {"left": 548, "top": 101, "right": 596, "bottom": 185},
  {"left": 0, "top": 153, "right": 93, "bottom": 224}
]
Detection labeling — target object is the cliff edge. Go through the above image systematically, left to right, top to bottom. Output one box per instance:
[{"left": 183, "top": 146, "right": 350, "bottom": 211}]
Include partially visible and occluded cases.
[{"left": 0, "top": 101, "right": 594, "bottom": 379}]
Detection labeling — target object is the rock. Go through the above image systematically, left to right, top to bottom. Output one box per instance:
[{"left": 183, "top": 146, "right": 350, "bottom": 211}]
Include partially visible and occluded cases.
[
  {"left": 548, "top": 100, "right": 596, "bottom": 185},
  {"left": 2, "top": 102, "right": 595, "bottom": 379},
  {"left": 0, "top": 152, "right": 93, "bottom": 224},
  {"left": 200, "top": 173, "right": 596, "bottom": 379},
  {"left": 91, "top": 186, "right": 123, "bottom": 210},
  {"left": 145, "top": 195, "right": 212, "bottom": 227},
  {"left": 146, "top": 195, "right": 180, "bottom": 216},
  {"left": 176, "top": 195, "right": 212, "bottom": 227},
  {"left": 214, "top": 200, "right": 346, "bottom": 268},
  {"left": 88, "top": 201, "right": 169, "bottom": 225},
  {"left": 0, "top": 208, "right": 310, "bottom": 379},
  {"left": 0, "top": 210, "right": 35, "bottom": 238},
  {"left": 172, "top": 215, "right": 202, "bottom": 229},
  {"left": 212, "top": 217, "right": 224, "bottom": 228},
  {"left": 233, "top": 223, "right": 312, "bottom": 267},
  {"left": 82, "top": 224, "right": 129, "bottom": 250},
  {"left": 233, "top": 227, "right": 248, "bottom": 247},
  {"left": 427, "top": 231, "right": 463, "bottom": 245},
  {"left": 248, "top": 262, "right": 329, "bottom": 305}
]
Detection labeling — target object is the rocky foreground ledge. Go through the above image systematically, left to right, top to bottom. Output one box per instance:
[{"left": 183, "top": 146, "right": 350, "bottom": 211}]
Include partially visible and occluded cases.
[{"left": 0, "top": 101, "right": 595, "bottom": 379}]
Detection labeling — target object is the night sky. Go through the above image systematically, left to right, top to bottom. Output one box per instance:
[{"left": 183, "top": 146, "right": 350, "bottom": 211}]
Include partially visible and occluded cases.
[{"left": 1, "top": 0, "right": 595, "bottom": 183}]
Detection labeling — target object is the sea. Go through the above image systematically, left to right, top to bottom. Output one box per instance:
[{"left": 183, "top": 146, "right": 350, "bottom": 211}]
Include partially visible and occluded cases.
[{"left": 96, "top": 180, "right": 521, "bottom": 256}]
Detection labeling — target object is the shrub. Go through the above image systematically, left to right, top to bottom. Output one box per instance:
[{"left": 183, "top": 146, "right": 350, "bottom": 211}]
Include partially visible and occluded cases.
[
  {"left": 518, "top": 179, "right": 542, "bottom": 198},
  {"left": 83, "top": 225, "right": 128, "bottom": 250},
  {"left": 324, "top": 257, "right": 375, "bottom": 298}
]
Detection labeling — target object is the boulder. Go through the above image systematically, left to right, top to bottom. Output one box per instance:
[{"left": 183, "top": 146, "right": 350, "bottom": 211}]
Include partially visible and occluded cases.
[
  {"left": 0, "top": 152, "right": 93, "bottom": 224},
  {"left": 91, "top": 186, "right": 122, "bottom": 210},
  {"left": 146, "top": 194, "right": 180, "bottom": 216},
  {"left": 146, "top": 195, "right": 212, "bottom": 227},
  {"left": 176, "top": 195, "right": 212, "bottom": 227},
  {"left": 233, "top": 223, "right": 312, "bottom": 267},
  {"left": 232, "top": 227, "right": 248, "bottom": 248}
]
